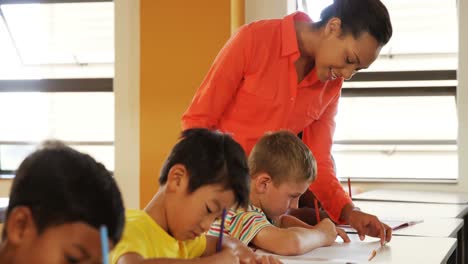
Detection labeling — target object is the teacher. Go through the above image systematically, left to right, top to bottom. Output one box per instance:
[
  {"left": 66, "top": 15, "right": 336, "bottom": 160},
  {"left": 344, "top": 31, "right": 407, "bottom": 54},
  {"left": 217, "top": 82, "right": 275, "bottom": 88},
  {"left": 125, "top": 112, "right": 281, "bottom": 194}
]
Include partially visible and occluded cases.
[{"left": 182, "top": 0, "right": 392, "bottom": 244}]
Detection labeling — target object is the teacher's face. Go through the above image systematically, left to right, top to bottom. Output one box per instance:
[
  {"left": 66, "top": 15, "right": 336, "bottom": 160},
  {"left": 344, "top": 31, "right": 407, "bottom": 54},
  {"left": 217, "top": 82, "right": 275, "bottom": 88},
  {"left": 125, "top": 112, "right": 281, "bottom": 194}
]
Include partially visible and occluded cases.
[{"left": 313, "top": 18, "right": 382, "bottom": 82}]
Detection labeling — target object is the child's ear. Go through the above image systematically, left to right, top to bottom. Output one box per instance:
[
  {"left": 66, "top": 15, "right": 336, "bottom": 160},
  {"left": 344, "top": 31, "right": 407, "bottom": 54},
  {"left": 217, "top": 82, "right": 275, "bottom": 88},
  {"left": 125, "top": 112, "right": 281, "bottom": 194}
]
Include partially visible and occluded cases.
[
  {"left": 324, "top": 17, "right": 342, "bottom": 38},
  {"left": 166, "top": 164, "right": 189, "bottom": 193},
  {"left": 254, "top": 173, "right": 273, "bottom": 194},
  {"left": 5, "top": 206, "right": 37, "bottom": 246}
]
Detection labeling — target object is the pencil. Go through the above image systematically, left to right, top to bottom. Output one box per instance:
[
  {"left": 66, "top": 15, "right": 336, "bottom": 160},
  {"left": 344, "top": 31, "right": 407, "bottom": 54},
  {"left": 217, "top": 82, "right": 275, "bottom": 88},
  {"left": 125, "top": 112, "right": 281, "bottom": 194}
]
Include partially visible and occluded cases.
[
  {"left": 348, "top": 177, "right": 352, "bottom": 199},
  {"left": 314, "top": 198, "right": 320, "bottom": 223},
  {"left": 216, "top": 208, "right": 227, "bottom": 252},
  {"left": 100, "top": 225, "right": 109, "bottom": 264},
  {"left": 383, "top": 227, "right": 387, "bottom": 246},
  {"left": 369, "top": 244, "right": 386, "bottom": 261},
  {"left": 368, "top": 249, "right": 377, "bottom": 261}
]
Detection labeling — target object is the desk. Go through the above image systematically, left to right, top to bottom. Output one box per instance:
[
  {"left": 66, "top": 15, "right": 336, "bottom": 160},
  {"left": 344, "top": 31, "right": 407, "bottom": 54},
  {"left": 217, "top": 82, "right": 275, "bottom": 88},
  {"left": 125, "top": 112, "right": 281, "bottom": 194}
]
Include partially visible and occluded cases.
[
  {"left": 354, "top": 189, "right": 468, "bottom": 204},
  {"left": 355, "top": 200, "right": 467, "bottom": 264},
  {"left": 355, "top": 200, "right": 468, "bottom": 219},
  {"left": 344, "top": 217, "right": 463, "bottom": 238},
  {"left": 390, "top": 218, "right": 463, "bottom": 238},
  {"left": 258, "top": 234, "right": 457, "bottom": 264}
]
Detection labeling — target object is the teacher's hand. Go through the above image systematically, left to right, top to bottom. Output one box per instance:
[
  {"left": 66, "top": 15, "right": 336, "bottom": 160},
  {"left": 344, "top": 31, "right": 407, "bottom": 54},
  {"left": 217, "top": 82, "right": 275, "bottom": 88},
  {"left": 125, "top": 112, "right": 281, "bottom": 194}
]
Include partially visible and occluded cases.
[{"left": 348, "top": 210, "right": 392, "bottom": 246}]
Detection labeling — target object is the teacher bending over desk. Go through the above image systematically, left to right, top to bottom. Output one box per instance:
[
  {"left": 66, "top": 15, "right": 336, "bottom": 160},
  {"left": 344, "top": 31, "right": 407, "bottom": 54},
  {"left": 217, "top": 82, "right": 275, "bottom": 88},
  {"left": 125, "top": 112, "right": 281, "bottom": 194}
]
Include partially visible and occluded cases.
[{"left": 182, "top": 0, "right": 392, "bottom": 245}]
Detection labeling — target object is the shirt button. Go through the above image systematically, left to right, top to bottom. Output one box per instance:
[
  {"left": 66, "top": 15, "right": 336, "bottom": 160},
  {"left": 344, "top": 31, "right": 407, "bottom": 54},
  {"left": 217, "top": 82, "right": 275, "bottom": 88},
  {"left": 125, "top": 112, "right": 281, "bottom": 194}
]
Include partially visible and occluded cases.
[{"left": 290, "top": 97, "right": 295, "bottom": 101}]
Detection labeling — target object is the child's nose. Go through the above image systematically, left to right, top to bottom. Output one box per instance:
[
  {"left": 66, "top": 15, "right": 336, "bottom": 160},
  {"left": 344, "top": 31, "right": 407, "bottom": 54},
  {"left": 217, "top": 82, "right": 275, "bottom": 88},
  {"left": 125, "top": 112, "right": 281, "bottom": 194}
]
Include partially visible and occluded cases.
[
  {"left": 289, "top": 199, "right": 299, "bottom": 209},
  {"left": 200, "top": 217, "right": 213, "bottom": 232}
]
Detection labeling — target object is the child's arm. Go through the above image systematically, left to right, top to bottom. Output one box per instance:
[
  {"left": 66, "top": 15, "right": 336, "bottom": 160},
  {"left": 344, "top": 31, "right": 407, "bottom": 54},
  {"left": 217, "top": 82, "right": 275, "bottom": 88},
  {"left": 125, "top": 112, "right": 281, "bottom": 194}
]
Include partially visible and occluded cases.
[
  {"left": 278, "top": 214, "right": 317, "bottom": 228},
  {"left": 279, "top": 214, "right": 350, "bottom": 242},
  {"left": 250, "top": 218, "right": 340, "bottom": 256},
  {"left": 204, "top": 235, "right": 258, "bottom": 263},
  {"left": 116, "top": 251, "right": 238, "bottom": 264}
]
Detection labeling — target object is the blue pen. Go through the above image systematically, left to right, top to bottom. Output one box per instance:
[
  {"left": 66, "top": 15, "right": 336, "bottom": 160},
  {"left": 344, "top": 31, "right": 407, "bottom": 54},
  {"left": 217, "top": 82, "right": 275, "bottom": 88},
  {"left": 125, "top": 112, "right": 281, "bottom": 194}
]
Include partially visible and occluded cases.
[
  {"left": 216, "top": 208, "right": 227, "bottom": 252},
  {"left": 100, "top": 225, "right": 109, "bottom": 264}
]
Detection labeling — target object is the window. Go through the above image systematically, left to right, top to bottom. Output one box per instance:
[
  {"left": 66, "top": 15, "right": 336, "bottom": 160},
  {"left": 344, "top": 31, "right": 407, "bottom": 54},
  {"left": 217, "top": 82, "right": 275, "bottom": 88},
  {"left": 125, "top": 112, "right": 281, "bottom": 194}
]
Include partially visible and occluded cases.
[
  {"left": 0, "top": 0, "right": 114, "bottom": 177},
  {"left": 298, "top": 0, "right": 458, "bottom": 181}
]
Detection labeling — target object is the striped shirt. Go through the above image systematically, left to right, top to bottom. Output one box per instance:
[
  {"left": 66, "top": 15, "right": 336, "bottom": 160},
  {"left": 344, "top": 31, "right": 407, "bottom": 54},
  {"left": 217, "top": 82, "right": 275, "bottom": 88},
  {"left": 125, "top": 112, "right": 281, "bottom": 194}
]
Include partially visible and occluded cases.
[{"left": 208, "top": 204, "right": 272, "bottom": 245}]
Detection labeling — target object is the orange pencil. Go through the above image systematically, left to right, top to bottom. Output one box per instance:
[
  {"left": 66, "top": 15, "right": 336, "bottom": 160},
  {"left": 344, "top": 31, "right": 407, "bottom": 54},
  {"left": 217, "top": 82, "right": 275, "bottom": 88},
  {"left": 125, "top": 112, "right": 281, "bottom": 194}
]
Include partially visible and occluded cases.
[
  {"left": 348, "top": 177, "right": 352, "bottom": 199},
  {"left": 314, "top": 198, "right": 320, "bottom": 223},
  {"left": 369, "top": 245, "right": 386, "bottom": 261},
  {"left": 368, "top": 249, "right": 377, "bottom": 261}
]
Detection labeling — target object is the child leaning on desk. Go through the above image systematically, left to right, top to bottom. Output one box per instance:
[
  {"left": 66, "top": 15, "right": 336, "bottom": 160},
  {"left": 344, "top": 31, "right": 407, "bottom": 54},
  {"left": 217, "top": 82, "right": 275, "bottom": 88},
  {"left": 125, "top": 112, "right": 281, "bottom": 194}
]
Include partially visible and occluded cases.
[
  {"left": 111, "top": 129, "right": 281, "bottom": 264},
  {"left": 209, "top": 131, "right": 350, "bottom": 256}
]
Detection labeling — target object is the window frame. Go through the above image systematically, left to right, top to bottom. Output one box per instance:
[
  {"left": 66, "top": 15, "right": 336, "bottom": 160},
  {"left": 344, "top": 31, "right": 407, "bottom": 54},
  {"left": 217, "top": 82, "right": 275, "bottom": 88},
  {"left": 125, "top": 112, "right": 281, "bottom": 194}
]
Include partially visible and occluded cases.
[
  {"left": 0, "top": 0, "right": 114, "bottom": 177},
  {"left": 335, "top": 69, "right": 458, "bottom": 182}
]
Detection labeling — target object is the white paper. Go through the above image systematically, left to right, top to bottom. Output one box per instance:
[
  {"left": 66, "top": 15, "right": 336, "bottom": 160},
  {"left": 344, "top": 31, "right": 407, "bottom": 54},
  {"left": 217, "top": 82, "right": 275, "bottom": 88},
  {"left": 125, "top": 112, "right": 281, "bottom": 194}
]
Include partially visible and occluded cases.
[{"left": 256, "top": 240, "right": 383, "bottom": 263}]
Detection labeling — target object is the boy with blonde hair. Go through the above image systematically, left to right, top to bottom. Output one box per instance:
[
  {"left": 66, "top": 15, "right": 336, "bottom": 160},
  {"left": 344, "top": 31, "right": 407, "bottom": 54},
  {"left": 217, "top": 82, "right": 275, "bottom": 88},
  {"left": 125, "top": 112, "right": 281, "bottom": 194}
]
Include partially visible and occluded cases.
[{"left": 209, "top": 131, "right": 349, "bottom": 255}]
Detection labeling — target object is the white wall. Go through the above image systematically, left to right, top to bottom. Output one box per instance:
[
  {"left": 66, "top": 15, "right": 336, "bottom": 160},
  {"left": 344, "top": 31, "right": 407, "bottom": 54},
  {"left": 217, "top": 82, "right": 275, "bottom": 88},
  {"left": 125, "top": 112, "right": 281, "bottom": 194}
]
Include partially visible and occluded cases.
[
  {"left": 114, "top": 0, "right": 140, "bottom": 209},
  {"left": 245, "top": 0, "right": 293, "bottom": 23},
  {"left": 457, "top": 0, "right": 468, "bottom": 193},
  {"left": 457, "top": 0, "right": 468, "bottom": 191},
  {"left": 0, "top": 181, "right": 11, "bottom": 197}
]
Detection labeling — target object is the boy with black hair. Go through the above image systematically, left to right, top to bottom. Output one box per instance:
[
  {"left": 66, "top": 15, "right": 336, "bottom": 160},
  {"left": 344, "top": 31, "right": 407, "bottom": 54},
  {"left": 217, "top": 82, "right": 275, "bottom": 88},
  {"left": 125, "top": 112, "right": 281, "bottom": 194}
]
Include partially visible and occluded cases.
[
  {"left": 112, "top": 129, "right": 279, "bottom": 264},
  {"left": 0, "top": 141, "right": 125, "bottom": 264}
]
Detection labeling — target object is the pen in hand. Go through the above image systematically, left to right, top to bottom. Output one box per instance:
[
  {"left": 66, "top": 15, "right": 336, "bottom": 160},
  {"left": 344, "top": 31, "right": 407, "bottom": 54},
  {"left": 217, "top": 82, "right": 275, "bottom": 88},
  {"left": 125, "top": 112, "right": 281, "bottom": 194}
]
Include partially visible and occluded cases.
[
  {"left": 216, "top": 208, "right": 227, "bottom": 252},
  {"left": 100, "top": 225, "right": 109, "bottom": 264}
]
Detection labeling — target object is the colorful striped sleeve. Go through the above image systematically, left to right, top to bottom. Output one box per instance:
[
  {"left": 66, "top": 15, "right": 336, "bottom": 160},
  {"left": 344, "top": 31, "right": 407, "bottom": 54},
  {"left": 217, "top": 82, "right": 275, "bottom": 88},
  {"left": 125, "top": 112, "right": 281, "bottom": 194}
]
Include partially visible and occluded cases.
[
  {"left": 208, "top": 209, "right": 236, "bottom": 237},
  {"left": 228, "top": 210, "right": 272, "bottom": 245}
]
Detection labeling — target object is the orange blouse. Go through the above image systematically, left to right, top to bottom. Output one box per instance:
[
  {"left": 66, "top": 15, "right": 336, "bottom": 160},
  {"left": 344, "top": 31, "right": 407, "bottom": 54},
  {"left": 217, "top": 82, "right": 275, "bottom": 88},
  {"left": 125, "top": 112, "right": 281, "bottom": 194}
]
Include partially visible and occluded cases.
[{"left": 182, "top": 12, "right": 351, "bottom": 223}]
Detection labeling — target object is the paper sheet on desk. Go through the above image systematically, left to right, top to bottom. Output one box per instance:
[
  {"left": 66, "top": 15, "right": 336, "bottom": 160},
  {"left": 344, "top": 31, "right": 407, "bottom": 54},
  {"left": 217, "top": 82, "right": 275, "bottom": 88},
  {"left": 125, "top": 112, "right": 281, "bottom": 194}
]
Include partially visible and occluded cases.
[
  {"left": 338, "top": 219, "right": 424, "bottom": 233},
  {"left": 256, "top": 240, "right": 384, "bottom": 263},
  {"left": 271, "top": 260, "right": 356, "bottom": 264}
]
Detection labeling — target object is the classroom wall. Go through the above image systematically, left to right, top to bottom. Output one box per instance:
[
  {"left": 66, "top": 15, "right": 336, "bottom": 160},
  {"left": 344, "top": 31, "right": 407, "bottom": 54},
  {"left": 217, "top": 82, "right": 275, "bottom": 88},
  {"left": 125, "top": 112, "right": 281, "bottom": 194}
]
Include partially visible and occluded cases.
[
  {"left": 114, "top": 0, "right": 140, "bottom": 209},
  {"left": 139, "top": 0, "right": 231, "bottom": 207},
  {"left": 231, "top": 0, "right": 245, "bottom": 34},
  {"left": 245, "top": 0, "right": 293, "bottom": 23},
  {"left": 458, "top": 0, "right": 468, "bottom": 192},
  {"left": 0, "top": 181, "right": 11, "bottom": 196}
]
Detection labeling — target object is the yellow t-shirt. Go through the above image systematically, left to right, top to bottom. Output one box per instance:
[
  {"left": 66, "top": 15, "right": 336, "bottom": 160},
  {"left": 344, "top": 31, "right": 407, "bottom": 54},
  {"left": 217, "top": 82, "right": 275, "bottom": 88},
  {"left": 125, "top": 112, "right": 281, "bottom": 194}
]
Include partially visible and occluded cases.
[{"left": 110, "top": 209, "right": 207, "bottom": 264}]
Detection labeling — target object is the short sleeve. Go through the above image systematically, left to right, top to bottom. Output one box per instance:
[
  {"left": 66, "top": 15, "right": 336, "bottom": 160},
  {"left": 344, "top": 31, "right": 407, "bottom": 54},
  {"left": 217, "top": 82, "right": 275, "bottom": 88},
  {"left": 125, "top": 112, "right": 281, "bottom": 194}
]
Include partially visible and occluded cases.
[
  {"left": 229, "top": 211, "right": 273, "bottom": 245},
  {"left": 110, "top": 222, "right": 150, "bottom": 264},
  {"left": 184, "top": 234, "right": 207, "bottom": 258}
]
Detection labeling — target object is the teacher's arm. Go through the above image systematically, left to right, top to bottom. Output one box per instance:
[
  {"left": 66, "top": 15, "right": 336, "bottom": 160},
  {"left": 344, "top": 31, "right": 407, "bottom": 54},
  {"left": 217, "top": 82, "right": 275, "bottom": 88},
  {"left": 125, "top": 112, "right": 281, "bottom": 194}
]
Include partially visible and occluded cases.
[
  {"left": 302, "top": 90, "right": 352, "bottom": 224},
  {"left": 303, "top": 91, "right": 392, "bottom": 244}
]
